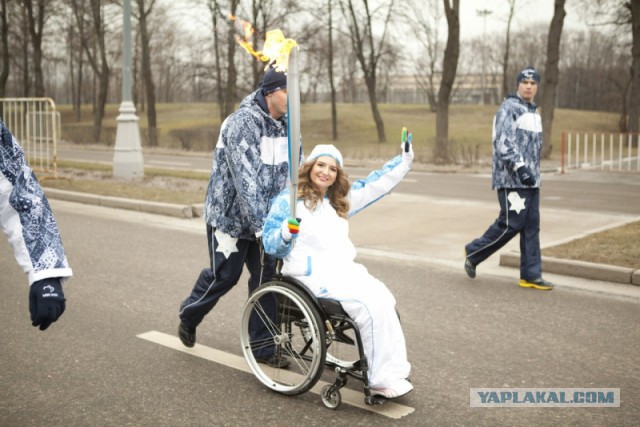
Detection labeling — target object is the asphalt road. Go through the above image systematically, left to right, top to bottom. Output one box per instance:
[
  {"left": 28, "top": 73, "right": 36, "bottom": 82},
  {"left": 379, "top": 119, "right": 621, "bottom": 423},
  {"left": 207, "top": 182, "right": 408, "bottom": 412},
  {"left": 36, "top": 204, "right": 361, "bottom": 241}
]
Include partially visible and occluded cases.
[
  {"left": 57, "top": 144, "right": 640, "bottom": 215},
  {"left": 1, "top": 196, "right": 639, "bottom": 426}
]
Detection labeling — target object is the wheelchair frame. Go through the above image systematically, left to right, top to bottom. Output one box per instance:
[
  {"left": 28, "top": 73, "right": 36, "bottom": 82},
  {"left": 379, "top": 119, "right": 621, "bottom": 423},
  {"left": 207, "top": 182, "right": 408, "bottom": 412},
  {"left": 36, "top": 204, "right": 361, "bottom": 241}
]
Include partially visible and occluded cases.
[{"left": 240, "top": 274, "right": 388, "bottom": 409}]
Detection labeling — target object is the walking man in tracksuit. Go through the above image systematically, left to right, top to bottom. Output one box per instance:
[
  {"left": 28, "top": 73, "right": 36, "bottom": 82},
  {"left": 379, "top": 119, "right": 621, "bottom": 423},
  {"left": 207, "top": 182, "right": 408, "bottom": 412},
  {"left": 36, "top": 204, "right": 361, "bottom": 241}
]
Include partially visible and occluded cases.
[
  {"left": 177, "top": 66, "right": 303, "bottom": 367},
  {"left": 464, "top": 66, "right": 554, "bottom": 290}
]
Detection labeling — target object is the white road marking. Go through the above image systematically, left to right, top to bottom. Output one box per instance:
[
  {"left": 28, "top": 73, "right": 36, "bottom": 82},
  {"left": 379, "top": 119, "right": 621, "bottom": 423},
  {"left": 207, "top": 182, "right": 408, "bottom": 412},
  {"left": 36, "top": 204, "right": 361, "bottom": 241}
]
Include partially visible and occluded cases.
[{"left": 137, "top": 330, "right": 415, "bottom": 419}]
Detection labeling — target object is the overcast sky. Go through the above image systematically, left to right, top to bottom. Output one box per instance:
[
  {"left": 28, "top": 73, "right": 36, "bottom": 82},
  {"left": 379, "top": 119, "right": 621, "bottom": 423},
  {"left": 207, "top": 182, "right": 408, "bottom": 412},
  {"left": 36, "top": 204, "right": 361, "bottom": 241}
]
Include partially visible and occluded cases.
[{"left": 457, "top": 0, "right": 586, "bottom": 40}]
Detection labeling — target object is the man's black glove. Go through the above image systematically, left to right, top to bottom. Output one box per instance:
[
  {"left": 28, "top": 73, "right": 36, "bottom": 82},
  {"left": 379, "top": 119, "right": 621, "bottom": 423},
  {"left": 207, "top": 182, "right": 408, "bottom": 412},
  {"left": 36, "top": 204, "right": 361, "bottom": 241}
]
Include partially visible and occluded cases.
[
  {"left": 516, "top": 166, "right": 535, "bottom": 186},
  {"left": 29, "top": 277, "right": 66, "bottom": 331}
]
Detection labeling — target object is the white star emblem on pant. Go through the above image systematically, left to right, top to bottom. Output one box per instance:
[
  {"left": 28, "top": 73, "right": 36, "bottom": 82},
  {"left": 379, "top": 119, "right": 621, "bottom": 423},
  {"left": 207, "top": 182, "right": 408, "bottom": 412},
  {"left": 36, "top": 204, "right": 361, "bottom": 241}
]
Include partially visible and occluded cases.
[
  {"left": 507, "top": 191, "right": 526, "bottom": 214},
  {"left": 214, "top": 229, "right": 239, "bottom": 259}
]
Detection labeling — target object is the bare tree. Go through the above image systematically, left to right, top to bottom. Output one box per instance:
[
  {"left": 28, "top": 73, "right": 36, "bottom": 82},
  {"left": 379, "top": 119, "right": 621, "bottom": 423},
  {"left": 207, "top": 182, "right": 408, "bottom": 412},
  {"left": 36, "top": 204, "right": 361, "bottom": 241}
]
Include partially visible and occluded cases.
[
  {"left": 0, "top": 0, "right": 9, "bottom": 100},
  {"left": 22, "top": 0, "right": 56, "bottom": 97},
  {"left": 64, "top": 0, "right": 86, "bottom": 121},
  {"left": 70, "top": 0, "right": 110, "bottom": 143},
  {"left": 135, "top": 0, "right": 158, "bottom": 146},
  {"left": 219, "top": 0, "right": 240, "bottom": 122},
  {"left": 328, "top": 0, "right": 338, "bottom": 140},
  {"left": 339, "top": 0, "right": 399, "bottom": 143},
  {"left": 410, "top": 0, "right": 442, "bottom": 112},
  {"left": 434, "top": 0, "right": 459, "bottom": 163},
  {"left": 501, "top": 0, "right": 517, "bottom": 100},
  {"left": 540, "top": 0, "right": 566, "bottom": 159},
  {"left": 628, "top": 0, "right": 640, "bottom": 133}
]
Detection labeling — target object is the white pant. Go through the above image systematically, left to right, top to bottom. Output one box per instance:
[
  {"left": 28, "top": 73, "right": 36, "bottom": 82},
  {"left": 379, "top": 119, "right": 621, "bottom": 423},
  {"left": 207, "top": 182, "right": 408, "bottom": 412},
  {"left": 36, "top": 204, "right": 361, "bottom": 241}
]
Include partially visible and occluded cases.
[{"left": 297, "top": 262, "right": 411, "bottom": 389}]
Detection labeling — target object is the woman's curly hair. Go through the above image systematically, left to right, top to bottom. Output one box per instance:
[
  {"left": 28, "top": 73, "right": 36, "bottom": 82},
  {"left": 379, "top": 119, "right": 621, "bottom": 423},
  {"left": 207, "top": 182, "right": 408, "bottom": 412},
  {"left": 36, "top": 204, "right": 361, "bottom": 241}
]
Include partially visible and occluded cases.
[{"left": 297, "top": 159, "right": 350, "bottom": 218}]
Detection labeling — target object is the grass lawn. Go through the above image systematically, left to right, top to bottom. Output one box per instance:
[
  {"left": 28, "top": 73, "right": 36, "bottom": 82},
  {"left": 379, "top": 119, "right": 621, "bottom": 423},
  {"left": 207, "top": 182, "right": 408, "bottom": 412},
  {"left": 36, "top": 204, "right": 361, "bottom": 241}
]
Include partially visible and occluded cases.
[{"left": 57, "top": 102, "right": 624, "bottom": 165}]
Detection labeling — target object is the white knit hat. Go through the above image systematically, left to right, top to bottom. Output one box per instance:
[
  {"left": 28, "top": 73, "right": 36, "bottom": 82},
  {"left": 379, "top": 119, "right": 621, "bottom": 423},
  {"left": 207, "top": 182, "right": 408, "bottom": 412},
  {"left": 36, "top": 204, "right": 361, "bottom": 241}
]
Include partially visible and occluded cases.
[{"left": 305, "top": 144, "right": 343, "bottom": 167}]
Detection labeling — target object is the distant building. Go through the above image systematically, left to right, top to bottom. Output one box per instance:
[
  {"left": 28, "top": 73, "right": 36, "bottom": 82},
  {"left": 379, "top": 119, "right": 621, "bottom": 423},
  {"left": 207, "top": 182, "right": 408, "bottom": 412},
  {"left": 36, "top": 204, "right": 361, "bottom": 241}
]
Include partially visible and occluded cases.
[{"left": 316, "top": 73, "right": 502, "bottom": 105}]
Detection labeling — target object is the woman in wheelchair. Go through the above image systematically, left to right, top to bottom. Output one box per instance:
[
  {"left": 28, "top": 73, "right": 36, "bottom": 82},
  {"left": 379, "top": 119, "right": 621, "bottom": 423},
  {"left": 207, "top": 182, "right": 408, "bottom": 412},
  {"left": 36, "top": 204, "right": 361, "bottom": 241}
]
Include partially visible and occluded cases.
[{"left": 261, "top": 142, "right": 414, "bottom": 399}]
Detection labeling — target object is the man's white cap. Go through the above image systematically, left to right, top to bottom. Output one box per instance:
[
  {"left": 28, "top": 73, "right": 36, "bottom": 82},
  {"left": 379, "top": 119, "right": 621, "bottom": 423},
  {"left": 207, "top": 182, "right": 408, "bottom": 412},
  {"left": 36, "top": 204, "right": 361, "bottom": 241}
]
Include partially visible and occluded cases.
[{"left": 306, "top": 144, "right": 343, "bottom": 167}]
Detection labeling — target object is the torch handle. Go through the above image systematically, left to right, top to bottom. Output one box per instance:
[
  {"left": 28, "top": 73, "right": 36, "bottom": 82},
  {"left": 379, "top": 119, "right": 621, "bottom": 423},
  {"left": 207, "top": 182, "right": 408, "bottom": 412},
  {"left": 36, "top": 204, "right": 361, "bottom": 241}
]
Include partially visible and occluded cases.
[{"left": 287, "top": 45, "right": 301, "bottom": 220}]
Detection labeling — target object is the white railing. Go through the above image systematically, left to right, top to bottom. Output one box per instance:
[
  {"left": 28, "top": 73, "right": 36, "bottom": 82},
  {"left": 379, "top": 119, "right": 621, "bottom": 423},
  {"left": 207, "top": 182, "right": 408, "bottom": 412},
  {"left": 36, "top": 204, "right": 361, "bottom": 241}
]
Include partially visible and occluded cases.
[
  {"left": 0, "top": 97, "right": 60, "bottom": 177},
  {"left": 561, "top": 131, "right": 640, "bottom": 173}
]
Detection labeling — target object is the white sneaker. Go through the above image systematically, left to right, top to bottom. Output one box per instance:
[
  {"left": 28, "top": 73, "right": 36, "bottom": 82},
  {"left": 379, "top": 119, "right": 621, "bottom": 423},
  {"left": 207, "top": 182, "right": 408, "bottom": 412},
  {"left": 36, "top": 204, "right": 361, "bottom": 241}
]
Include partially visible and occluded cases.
[{"left": 370, "top": 379, "right": 413, "bottom": 399}]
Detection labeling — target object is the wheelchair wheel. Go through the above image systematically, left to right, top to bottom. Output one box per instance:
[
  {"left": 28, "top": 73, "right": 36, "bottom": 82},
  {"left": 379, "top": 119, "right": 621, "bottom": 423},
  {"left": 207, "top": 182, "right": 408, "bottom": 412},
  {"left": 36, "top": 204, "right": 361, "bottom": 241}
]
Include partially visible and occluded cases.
[
  {"left": 240, "top": 280, "right": 327, "bottom": 395},
  {"left": 321, "top": 385, "right": 342, "bottom": 410}
]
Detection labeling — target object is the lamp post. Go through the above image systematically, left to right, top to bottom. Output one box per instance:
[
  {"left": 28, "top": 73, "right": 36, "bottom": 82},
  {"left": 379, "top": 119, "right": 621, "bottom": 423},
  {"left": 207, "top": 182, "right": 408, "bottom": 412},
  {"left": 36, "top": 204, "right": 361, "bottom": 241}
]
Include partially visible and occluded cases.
[
  {"left": 113, "top": 0, "right": 144, "bottom": 179},
  {"left": 476, "top": 8, "right": 492, "bottom": 105}
]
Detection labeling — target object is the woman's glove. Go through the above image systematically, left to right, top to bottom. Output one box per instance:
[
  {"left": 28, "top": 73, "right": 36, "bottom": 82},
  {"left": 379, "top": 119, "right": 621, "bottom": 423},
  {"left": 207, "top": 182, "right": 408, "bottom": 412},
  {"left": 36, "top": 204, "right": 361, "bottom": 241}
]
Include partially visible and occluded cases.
[
  {"left": 281, "top": 218, "right": 301, "bottom": 242},
  {"left": 29, "top": 277, "right": 66, "bottom": 331}
]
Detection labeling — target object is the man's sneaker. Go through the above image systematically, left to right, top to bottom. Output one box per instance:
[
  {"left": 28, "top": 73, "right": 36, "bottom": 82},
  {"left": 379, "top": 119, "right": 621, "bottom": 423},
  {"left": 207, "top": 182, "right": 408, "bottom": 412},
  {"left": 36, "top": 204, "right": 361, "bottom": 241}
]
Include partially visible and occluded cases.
[
  {"left": 464, "top": 258, "right": 476, "bottom": 279},
  {"left": 519, "top": 278, "right": 554, "bottom": 290},
  {"left": 178, "top": 322, "right": 196, "bottom": 347},
  {"left": 256, "top": 354, "right": 291, "bottom": 369}
]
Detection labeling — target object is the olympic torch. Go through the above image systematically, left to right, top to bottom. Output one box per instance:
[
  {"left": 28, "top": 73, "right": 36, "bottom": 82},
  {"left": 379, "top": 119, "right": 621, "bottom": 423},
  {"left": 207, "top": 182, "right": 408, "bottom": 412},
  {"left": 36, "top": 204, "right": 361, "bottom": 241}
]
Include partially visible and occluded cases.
[
  {"left": 232, "top": 22, "right": 300, "bottom": 217},
  {"left": 287, "top": 45, "right": 301, "bottom": 219}
]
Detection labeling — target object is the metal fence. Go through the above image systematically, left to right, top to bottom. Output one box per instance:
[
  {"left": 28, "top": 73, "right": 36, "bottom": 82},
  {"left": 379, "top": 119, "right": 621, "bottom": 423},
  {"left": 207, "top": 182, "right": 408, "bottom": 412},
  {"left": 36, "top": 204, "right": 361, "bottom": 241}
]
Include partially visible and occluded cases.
[
  {"left": 0, "top": 97, "right": 60, "bottom": 177},
  {"left": 561, "top": 131, "right": 640, "bottom": 174}
]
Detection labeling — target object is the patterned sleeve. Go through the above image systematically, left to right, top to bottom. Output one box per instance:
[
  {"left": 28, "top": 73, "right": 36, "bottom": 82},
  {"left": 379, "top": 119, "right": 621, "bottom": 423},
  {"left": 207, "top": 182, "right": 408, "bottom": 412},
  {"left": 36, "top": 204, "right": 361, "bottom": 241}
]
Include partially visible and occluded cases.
[
  {"left": 493, "top": 101, "right": 523, "bottom": 171},
  {"left": 0, "top": 121, "right": 72, "bottom": 285},
  {"left": 262, "top": 191, "right": 293, "bottom": 258}
]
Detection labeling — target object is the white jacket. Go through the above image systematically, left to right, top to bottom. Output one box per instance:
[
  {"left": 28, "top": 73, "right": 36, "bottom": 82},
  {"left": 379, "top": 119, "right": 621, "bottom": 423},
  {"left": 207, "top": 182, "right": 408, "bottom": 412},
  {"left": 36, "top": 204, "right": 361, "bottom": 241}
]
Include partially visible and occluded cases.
[{"left": 262, "top": 153, "right": 411, "bottom": 275}]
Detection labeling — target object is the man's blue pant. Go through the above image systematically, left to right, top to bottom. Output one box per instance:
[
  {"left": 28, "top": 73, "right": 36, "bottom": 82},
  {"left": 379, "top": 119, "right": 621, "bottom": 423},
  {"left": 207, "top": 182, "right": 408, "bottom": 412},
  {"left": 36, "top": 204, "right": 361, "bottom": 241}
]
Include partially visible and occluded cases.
[
  {"left": 465, "top": 188, "right": 541, "bottom": 281},
  {"left": 179, "top": 225, "right": 277, "bottom": 358}
]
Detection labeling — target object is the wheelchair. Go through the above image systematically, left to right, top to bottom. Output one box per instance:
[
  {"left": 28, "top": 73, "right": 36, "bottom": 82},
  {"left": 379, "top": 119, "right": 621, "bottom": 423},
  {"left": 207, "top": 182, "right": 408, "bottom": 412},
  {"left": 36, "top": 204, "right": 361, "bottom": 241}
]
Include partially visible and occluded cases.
[{"left": 239, "top": 273, "right": 389, "bottom": 409}]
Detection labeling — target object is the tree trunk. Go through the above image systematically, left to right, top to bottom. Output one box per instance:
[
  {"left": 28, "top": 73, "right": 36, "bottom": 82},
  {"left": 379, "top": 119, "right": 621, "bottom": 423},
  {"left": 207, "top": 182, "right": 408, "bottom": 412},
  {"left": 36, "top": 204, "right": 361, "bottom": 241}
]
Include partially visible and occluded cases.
[
  {"left": 0, "top": 0, "right": 9, "bottom": 101},
  {"left": 24, "top": 0, "right": 46, "bottom": 97},
  {"left": 73, "top": 0, "right": 110, "bottom": 144},
  {"left": 137, "top": 0, "right": 158, "bottom": 147},
  {"left": 210, "top": 0, "right": 237, "bottom": 124},
  {"left": 224, "top": 0, "right": 239, "bottom": 120},
  {"left": 328, "top": 0, "right": 337, "bottom": 140},
  {"left": 340, "top": 0, "right": 392, "bottom": 143},
  {"left": 434, "top": 0, "right": 459, "bottom": 164},
  {"left": 501, "top": 0, "right": 516, "bottom": 100},
  {"left": 540, "top": 0, "right": 566, "bottom": 159},
  {"left": 628, "top": 0, "right": 640, "bottom": 134},
  {"left": 20, "top": 6, "right": 30, "bottom": 96},
  {"left": 92, "top": 49, "right": 108, "bottom": 144},
  {"left": 366, "top": 76, "right": 386, "bottom": 142}
]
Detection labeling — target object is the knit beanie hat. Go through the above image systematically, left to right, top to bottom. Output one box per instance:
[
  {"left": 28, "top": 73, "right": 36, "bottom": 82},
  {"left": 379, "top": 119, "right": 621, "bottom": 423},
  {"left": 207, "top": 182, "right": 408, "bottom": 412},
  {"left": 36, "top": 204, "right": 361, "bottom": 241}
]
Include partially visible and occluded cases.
[
  {"left": 260, "top": 66, "right": 287, "bottom": 95},
  {"left": 517, "top": 66, "right": 540, "bottom": 84},
  {"left": 306, "top": 144, "right": 343, "bottom": 167}
]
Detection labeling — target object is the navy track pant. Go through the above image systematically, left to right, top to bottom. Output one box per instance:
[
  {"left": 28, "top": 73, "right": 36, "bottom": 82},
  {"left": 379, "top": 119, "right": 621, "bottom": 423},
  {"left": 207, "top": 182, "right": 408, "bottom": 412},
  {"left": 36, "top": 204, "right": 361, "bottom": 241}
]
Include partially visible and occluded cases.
[
  {"left": 465, "top": 188, "right": 541, "bottom": 281},
  {"left": 179, "top": 225, "right": 276, "bottom": 358}
]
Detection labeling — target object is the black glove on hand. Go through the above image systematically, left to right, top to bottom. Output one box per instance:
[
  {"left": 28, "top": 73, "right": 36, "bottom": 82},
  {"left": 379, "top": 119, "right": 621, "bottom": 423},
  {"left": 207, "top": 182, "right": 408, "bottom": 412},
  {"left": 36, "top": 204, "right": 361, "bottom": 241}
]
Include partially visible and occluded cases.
[
  {"left": 516, "top": 166, "right": 535, "bottom": 186},
  {"left": 29, "top": 277, "right": 66, "bottom": 331}
]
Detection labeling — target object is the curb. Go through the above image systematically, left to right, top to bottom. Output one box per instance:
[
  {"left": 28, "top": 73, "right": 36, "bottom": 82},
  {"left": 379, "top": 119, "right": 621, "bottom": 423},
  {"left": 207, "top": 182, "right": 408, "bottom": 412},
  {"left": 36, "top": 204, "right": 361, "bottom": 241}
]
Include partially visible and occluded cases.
[
  {"left": 46, "top": 188, "right": 201, "bottom": 219},
  {"left": 500, "top": 252, "right": 640, "bottom": 286}
]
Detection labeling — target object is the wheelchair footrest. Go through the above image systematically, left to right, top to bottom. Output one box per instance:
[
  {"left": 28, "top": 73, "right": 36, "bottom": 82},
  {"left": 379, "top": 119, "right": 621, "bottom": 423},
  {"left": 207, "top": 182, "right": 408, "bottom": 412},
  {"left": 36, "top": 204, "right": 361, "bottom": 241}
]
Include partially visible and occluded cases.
[{"left": 365, "top": 395, "right": 388, "bottom": 406}]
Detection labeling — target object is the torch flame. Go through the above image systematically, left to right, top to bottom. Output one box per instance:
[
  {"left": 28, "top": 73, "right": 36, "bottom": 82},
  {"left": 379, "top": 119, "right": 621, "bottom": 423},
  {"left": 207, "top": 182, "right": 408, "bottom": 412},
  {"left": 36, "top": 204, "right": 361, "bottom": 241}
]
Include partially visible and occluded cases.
[{"left": 230, "top": 16, "right": 297, "bottom": 72}]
